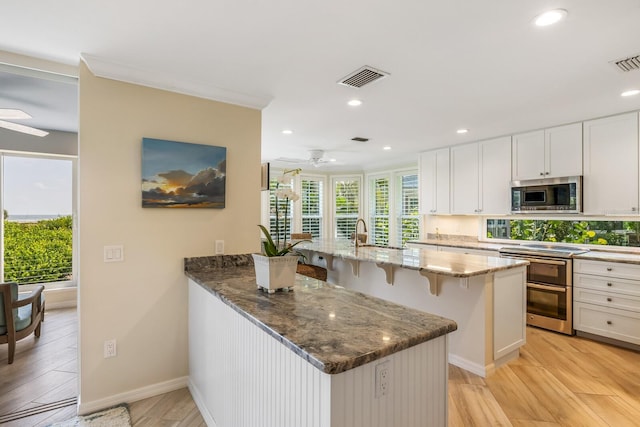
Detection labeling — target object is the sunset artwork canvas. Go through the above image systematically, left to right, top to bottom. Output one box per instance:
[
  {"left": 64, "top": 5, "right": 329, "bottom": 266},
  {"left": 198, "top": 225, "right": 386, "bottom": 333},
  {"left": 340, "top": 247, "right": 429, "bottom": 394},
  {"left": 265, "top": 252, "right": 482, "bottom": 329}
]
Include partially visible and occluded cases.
[{"left": 141, "top": 138, "right": 226, "bottom": 208}]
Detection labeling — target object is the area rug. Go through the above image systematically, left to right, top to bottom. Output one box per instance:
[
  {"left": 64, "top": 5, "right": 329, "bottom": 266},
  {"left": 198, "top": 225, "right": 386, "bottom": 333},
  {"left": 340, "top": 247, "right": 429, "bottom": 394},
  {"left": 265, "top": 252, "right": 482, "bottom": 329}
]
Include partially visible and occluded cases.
[{"left": 47, "top": 404, "right": 131, "bottom": 427}]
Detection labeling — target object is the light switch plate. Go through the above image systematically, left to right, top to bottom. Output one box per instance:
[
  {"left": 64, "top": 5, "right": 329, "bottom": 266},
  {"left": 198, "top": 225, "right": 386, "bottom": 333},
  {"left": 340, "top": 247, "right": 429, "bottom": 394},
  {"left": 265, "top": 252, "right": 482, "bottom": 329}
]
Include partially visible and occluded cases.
[
  {"left": 215, "top": 240, "right": 224, "bottom": 255},
  {"left": 104, "top": 245, "right": 124, "bottom": 262}
]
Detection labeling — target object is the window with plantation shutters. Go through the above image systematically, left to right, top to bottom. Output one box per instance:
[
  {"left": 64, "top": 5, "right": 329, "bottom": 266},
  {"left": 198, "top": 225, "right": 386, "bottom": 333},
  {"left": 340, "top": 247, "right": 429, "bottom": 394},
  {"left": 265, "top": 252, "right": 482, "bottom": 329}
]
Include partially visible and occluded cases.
[
  {"left": 396, "top": 173, "right": 420, "bottom": 245},
  {"left": 268, "top": 175, "right": 293, "bottom": 242},
  {"left": 369, "top": 176, "right": 390, "bottom": 246},
  {"left": 301, "top": 178, "right": 323, "bottom": 238},
  {"left": 334, "top": 178, "right": 360, "bottom": 239}
]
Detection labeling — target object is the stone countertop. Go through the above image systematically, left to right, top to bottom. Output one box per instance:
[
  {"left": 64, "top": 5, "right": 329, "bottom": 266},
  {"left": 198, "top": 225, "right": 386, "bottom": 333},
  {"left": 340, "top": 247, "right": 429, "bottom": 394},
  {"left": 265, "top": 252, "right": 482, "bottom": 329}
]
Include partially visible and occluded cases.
[
  {"left": 408, "top": 238, "right": 505, "bottom": 251},
  {"left": 410, "top": 238, "right": 640, "bottom": 264},
  {"left": 297, "top": 240, "right": 527, "bottom": 278},
  {"left": 573, "top": 250, "right": 640, "bottom": 264},
  {"left": 185, "top": 254, "right": 457, "bottom": 375}
]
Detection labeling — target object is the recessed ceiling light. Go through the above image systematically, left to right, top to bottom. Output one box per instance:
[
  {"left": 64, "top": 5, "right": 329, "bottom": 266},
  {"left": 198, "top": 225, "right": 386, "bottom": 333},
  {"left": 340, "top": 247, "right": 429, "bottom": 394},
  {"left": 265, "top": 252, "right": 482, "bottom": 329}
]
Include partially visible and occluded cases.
[
  {"left": 534, "top": 9, "right": 567, "bottom": 27},
  {"left": 621, "top": 89, "right": 640, "bottom": 97},
  {"left": 347, "top": 99, "right": 362, "bottom": 106},
  {"left": 0, "top": 109, "right": 32, "bottom": 120},
  {"left": 0, "top": 120, "right": 49, "bottom": 137},
  {"left": 282, "top": 129, "right": 293, "bottom": 135},
  {"left": 456, "top": 129, "right": 469, "bottom": 134},
  {"left": 383, "top": 146, "right": 391, "bottom": 150},
  {"left": 329, "top": 158, "right": 337, "bottom": 162}
]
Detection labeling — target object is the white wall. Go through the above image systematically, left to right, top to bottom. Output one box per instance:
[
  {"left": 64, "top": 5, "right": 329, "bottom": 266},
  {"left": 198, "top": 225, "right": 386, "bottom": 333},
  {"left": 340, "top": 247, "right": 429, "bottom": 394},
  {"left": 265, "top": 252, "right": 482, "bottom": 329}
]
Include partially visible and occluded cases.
[{"left": 77, "top": 62, "right": 261, "bottom": 411}]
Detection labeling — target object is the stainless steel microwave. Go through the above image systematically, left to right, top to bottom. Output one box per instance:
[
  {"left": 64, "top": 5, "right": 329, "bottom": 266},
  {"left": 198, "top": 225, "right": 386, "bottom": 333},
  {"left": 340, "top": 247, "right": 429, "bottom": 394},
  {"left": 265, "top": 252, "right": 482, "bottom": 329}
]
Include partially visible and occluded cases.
[{"left": 511, "top": 176, "right": 582, "bottom": 213}]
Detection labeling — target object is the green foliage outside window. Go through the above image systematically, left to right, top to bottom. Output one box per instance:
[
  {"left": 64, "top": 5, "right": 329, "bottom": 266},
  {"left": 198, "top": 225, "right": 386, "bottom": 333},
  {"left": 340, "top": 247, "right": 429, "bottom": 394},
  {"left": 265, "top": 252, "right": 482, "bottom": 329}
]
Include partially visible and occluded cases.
[
  {"left": 4, "top": 216, "right": 73, "bottom": 285},
  {"left": 487, "top": 219, "right": 640, "bottom": 247}
]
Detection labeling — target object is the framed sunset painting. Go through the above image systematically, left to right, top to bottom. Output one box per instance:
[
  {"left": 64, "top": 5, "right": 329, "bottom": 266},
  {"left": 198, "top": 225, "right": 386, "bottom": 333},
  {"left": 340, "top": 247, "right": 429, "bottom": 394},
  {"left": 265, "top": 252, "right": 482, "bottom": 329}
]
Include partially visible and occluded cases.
[{"left": 141, "top": 138, "right": 226, "bottom": 208}]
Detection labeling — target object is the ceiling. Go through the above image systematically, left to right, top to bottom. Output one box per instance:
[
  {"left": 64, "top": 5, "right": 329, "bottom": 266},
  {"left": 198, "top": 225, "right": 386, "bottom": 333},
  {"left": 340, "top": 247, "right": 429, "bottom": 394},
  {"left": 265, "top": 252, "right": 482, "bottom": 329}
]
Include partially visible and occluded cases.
[{"left": 2, "top": 1, "right": 640, "bottom": 171}]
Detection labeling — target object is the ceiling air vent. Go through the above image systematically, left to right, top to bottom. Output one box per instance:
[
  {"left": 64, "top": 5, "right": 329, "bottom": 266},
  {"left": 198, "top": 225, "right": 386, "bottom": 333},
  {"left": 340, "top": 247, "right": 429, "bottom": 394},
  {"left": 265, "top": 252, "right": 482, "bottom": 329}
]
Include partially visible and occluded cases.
[
  {"left": 611, "top": 54, "right": 640, "bottom": 72},
  {"left": 338, "top": 66, "right": 389, "bottom": 88},
  {"left": 351, "top": 137, "right": 369, "bottom": 142}
]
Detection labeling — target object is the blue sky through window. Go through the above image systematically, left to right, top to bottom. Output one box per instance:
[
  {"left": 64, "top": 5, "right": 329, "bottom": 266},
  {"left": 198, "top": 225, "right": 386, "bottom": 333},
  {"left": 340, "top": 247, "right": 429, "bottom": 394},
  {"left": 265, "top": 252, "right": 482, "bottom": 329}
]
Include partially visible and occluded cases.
[{"left": 3, "top": 156, "right": 72, "bottom": 218}]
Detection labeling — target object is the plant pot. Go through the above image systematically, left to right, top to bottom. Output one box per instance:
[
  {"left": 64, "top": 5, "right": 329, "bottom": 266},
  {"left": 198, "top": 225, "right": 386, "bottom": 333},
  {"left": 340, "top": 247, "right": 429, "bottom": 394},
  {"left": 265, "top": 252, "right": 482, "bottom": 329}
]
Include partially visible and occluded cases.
[{"left": 252, "top": 254, "right": 299, "bottom": 293}]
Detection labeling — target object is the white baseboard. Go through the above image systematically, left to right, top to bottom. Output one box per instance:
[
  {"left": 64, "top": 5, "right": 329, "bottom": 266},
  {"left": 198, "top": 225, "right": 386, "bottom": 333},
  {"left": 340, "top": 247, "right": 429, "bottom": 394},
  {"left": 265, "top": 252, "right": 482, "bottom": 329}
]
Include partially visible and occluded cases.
[
  {"left": 46, "top": 300, "right": 77, "bottom": 310},
  {"left": 448, "top": 353, "right": 490, "bottom": 377},
  {"left": 78, "top": 376, "right": 188, "bottom": 415},
  {"left": 188, "top": 379, "right": 216, "bottom": 427}
]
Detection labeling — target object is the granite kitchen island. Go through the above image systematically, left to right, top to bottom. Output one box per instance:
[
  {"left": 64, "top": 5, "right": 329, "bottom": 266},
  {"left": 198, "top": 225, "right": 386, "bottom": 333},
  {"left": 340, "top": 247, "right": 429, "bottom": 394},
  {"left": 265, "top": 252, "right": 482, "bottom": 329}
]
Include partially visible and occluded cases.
[
  {"left": 297, "top": 240, "right": 529, "bottom": 377},
  {"left": 185, "top": 254, "right": 457, "bottom": 427}
]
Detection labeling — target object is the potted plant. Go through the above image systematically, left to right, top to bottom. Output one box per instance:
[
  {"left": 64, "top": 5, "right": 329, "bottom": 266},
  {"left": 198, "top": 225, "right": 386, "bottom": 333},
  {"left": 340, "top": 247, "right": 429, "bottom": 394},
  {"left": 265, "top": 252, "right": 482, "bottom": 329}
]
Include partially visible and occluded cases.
[{"left": 253, "top": 168, "right": 308, "bottom": 292}]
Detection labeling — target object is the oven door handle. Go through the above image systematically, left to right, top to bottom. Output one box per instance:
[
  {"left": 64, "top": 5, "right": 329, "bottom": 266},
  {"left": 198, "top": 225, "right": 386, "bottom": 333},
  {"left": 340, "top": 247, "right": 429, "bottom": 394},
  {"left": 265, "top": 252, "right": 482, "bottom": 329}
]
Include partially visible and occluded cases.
[
  {"left": 501, "top": 254, "right": 566, "bottom": 266},
  {"left": 528, "top": 283, "right": 567, "bottom": 293}
]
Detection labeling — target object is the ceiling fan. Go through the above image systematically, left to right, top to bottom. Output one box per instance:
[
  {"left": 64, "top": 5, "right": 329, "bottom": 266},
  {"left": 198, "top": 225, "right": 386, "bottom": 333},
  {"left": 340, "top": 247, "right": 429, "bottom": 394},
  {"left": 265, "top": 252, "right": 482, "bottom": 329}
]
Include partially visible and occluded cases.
[
  {"left": 0, "top": 109, "right": 49, "bottom": 137},
  {"left": 275, "top": 149, "right": 335, "bottom": 168}
]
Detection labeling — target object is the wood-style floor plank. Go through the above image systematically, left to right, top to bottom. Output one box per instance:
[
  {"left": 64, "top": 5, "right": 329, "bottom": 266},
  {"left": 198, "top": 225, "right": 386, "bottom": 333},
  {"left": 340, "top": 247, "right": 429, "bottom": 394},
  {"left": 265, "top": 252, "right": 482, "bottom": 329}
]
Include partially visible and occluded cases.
[{"left": 3, "top": 307, "right": 640, "bottom": 427}]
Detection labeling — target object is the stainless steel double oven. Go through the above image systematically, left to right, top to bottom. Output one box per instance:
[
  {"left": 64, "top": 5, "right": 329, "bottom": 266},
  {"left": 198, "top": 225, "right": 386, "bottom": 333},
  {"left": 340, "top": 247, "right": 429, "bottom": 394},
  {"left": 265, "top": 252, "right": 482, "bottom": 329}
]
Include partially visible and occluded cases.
[{"left": 500, "top": 244, "right": 588, "bottom": 335}]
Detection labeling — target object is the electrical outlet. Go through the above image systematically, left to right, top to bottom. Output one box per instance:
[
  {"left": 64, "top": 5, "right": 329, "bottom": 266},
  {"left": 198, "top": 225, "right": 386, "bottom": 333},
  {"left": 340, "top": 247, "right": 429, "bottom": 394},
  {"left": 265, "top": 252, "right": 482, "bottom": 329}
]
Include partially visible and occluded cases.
[
  {"left": 215, "top": 240, "right": 224, "bottom": 255},
  {"left": 104, "top": 339, "right": 117, "bottom": 358},
  {"left": 375, "top": 360, "right": 391, "bottom": 397}
]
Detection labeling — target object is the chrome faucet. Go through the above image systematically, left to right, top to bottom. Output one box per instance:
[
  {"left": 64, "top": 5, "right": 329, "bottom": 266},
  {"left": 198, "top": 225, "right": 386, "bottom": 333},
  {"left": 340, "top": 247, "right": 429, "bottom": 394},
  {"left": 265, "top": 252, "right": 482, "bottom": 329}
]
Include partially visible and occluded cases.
[{"left": 354, "top": 218, "right": 368, "bottom": 247}]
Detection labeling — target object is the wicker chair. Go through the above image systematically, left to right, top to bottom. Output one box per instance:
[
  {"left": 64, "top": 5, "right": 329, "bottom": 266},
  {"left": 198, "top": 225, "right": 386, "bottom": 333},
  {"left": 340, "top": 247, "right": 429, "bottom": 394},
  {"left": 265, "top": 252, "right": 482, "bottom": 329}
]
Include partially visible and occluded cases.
[{"left": 0, "top": 283, "right": 45, "bottom": 364}]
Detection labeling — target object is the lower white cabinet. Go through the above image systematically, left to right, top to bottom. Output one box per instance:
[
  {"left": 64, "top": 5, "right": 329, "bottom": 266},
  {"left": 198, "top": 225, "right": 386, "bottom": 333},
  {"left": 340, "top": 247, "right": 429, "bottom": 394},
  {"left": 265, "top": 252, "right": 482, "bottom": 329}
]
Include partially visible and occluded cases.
[{"left": 573, "top": 259, "right": 640, "bottom": 345}]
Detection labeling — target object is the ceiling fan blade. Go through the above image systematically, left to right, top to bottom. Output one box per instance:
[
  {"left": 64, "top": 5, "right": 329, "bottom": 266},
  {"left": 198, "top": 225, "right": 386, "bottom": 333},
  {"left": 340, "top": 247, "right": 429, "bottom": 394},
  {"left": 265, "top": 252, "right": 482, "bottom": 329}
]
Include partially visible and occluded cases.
[
  {"left": 0, "top": 108, "right": 32, "bottom": 119},
  {"left": 0, "top": 120, "right": 48, "bottom": 137}
]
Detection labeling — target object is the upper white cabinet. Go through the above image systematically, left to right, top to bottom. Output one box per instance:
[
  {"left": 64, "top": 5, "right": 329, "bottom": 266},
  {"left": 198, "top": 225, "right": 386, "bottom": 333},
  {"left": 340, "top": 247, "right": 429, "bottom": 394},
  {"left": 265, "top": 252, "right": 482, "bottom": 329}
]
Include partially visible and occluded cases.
[
  {"left": 583, "top": 112, "right": 639, "bottom": 215},
  {"left": 511, "top": 123, "right": 582, "bottom": 180},
  {"left": 451, "top": 136, "right": 511, "bottom": 214},
  {"left": 481, "top": 136, "right": 512, "bottom": 214},
  {"left": 450, "top": 143, "right": 479, "bottom": 214},
  {"left": 419, "top": 148, "right": 450, "bottom": 214}
]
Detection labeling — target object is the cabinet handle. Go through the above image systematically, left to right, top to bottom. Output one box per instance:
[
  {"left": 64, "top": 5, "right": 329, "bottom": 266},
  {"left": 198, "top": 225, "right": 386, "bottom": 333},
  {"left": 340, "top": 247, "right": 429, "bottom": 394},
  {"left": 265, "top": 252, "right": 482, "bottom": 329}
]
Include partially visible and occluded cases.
[
  {"left": 539, "top": 172, "right": 544, "bottom": 176},
  {"left": 545, "top": 172, "right": 550, "bottom": 175},
  {"left": 633, "top": 207, "right": 638, "bottom": 212},
  {"left": 606, "top": 267, "right": 613, "bottom": 272},
  {"left": 607, "top": 282, "right": 613, "bottom": 286},
  {"left": 607, "top": 297, "right": 612, "bottom": 302},
  {"left": 606, "top": 320, "right": 612, "bottom": 325}
]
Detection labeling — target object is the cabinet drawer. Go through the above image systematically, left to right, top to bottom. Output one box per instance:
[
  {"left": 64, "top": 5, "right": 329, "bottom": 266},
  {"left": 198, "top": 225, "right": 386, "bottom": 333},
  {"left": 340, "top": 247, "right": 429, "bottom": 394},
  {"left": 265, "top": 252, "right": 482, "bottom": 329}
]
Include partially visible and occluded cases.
[
  {"left": 574, "top": 259, "right": 640, "bottom": 280},
  {"left": 574, "top": 273, "right": 640, "bottom": 297},
  {"left": 574, "top": 287, "right": 640, "bottom": 311},
  {"left": 574, "top": 302, "right": 640, "bottom": 345}
]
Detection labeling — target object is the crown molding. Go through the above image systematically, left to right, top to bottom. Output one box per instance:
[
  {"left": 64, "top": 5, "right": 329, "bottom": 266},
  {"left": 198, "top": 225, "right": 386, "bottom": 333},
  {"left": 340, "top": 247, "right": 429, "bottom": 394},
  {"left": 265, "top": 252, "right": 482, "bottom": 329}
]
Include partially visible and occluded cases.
[{"left": 81, "top": 53, "right": 271, "bottom": 110}]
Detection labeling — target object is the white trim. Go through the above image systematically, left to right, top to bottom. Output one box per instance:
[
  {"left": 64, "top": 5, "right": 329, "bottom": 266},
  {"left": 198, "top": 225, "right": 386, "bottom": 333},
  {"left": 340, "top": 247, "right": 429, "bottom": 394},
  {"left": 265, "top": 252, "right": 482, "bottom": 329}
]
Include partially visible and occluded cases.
[
  {"left": 0, "top": 50, "right": 78, "bottom": 79},
  {"left": 447, "top": 353, "right": 493, "bottom": 377},
  {"left": 77, "top": 376, "right": 189, "bottom": 415},
  {"left": 188, "top": 378, "right": 217, "bottom": 427}
]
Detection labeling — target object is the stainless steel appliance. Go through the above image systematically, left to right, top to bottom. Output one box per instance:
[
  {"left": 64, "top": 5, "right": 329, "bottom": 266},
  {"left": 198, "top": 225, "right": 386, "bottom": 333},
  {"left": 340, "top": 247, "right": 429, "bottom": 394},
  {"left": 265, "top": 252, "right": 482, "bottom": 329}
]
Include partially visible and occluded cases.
[
  {"left": 511, "top": 176, "right": 582, "bottom": 213},
  {"left": 499, "top": 244, "right": 588, "bottom": 335}
]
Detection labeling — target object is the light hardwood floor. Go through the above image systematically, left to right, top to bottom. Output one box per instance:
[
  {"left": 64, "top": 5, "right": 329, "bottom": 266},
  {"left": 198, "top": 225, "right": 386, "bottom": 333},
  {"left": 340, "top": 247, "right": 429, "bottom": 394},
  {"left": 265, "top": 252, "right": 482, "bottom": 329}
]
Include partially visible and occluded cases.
[{"left": 1, "top": 307, "right": 639, "bottom": 426}]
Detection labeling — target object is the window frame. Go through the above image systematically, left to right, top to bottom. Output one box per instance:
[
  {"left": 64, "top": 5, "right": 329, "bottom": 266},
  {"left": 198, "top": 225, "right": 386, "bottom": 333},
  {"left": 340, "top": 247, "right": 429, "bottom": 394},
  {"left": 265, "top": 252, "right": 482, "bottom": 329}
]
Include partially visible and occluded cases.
[
  {"left": 0, "top": 151, "right": 78, "bottom": 291},
  {"left": 330, "top": 175, "right": 363, "bottom": 240}
]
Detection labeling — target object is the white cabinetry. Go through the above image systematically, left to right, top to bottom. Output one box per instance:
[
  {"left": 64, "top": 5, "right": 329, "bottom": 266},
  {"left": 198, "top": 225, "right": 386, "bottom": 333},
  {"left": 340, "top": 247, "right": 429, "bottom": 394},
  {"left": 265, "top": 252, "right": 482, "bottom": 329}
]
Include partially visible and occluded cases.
[
  {"left": 583, "top": 112, "right": 639, "bottom": 215},
  {"left": 512, "top": 123, "right": 582, "bottom": 180},
  {"left": 451, "top": 137, "right": 511, "bottom": 214},
  {"left": 419, "top": 148, "right": 450, "bottom": 214},
  {"left": 574, "top": 259, "right": 640, "bottom": 346}
]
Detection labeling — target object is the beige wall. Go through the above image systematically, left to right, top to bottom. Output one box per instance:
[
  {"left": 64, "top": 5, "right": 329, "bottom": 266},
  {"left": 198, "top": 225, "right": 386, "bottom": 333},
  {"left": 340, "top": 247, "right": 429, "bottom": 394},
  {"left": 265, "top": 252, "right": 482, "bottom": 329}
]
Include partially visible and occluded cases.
[
  {"left": 78, "top": 63, "right": 261, "bottom": 409},
  {"left": 422, "top": 215, "right": 482, "bottom": 239}
]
